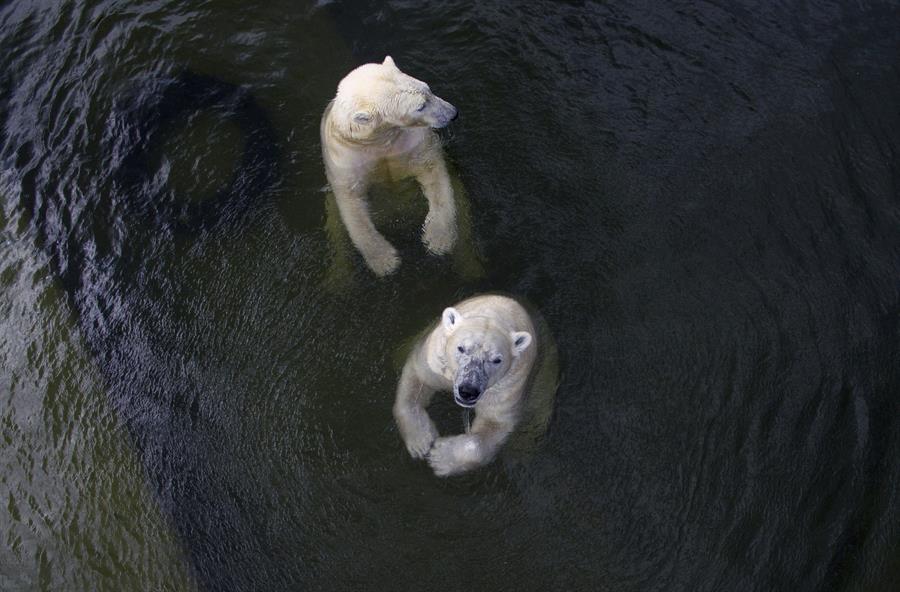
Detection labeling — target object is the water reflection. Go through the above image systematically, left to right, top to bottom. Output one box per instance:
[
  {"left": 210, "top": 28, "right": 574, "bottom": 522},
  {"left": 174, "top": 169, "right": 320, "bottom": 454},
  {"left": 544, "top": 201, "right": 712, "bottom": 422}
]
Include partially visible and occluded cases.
[{"left": 1, "top": 1, "right": 899, "bottom": 591}]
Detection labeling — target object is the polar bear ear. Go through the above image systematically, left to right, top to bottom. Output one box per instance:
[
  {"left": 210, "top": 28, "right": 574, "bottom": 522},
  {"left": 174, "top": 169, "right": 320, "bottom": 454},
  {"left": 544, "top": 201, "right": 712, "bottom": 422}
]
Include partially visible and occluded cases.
[
  {"left": 382, "top": 55, "right": 399, "bottom": 70},
  {"left": 352, "top": 110, "right": 374, "bottom": 125},
  {"left": 442, "top": 307, "right": 463, "bottom": 333},
  {"left": 511, "top": 331, "right": 533, "bottom": 356}
]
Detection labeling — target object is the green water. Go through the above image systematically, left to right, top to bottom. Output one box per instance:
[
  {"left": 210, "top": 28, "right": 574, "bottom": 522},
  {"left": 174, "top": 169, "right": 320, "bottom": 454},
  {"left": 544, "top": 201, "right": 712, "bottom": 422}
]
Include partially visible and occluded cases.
[
  {"left": 2, "top": 1, "right": 899, "bottom": 590},
  {"left": 0, "top": 225, "right": 194, "bottom": 591}
]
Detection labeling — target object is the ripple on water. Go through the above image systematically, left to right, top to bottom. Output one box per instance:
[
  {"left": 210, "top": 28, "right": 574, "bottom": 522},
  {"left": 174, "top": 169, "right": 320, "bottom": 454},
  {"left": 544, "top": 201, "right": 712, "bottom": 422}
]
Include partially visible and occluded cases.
[{"left": 2, "top": 0, "right": 900, "bottom": 590}]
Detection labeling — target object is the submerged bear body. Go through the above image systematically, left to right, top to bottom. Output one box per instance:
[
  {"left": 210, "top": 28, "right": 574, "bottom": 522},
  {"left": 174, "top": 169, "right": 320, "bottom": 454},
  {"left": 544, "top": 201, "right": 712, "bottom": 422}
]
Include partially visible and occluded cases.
[
  {"left": 320, "top": 56, "right": 459, "bottom": 276},
  {"left": 393, "top": 294, "right": 538, "bottom": 477}
]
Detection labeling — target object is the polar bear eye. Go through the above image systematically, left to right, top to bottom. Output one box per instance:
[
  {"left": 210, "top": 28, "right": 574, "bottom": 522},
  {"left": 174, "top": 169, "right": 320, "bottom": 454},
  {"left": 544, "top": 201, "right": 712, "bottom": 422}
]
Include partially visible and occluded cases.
[
  {"left": 416, "top": 100, "right": 427, "bottom": 112},
  {"left": 457, "top": 345, "right": 465, "bottom": 354},
  {"left": 492, "top": 357, "right": 503, "bottom": 365}
]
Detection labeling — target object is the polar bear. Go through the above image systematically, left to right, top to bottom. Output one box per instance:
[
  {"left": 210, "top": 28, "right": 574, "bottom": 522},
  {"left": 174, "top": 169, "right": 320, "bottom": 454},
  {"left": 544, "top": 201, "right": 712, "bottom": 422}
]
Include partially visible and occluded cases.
[
  {"left": 320, "top": 56, "right": 459, "bottom": 276},
  {"left": 393, "top": 294, "right": 538, "bottom": 477}
]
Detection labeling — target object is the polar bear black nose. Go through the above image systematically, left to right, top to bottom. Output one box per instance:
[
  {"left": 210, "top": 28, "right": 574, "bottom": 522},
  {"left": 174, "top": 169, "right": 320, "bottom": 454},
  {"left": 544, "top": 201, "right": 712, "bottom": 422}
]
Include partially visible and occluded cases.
[
  {"left": 451, "top": 107, "right": 459, "bottom": 121},
  {"left": 458, "top": 383, "right": 480, "bottom": 402}
]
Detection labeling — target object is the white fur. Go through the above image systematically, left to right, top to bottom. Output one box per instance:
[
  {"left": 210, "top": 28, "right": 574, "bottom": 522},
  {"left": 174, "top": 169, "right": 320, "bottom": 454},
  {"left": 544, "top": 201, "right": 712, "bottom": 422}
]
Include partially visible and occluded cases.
[
  {"left": 320, "top": 56, "right": 459, "bottom": 276},
  {"left": 393, "top": 295, "right": 537, "bottom": 477}
]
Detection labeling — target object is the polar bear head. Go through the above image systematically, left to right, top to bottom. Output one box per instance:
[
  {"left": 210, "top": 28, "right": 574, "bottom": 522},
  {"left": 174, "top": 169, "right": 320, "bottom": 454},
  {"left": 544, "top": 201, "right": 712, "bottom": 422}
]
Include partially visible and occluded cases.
[
  {"left": 331, "top": 56, "right": 458, "bottom": 142},
  {"left": 440, "top": 307, "right": 533, "bottom": 408}
]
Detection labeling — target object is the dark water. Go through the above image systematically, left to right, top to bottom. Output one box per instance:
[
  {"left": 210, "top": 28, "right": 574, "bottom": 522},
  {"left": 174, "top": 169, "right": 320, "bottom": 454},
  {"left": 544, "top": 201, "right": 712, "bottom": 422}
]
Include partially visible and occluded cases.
[{"left": 2, "top": 1, "right": 899, "bottom": 590}]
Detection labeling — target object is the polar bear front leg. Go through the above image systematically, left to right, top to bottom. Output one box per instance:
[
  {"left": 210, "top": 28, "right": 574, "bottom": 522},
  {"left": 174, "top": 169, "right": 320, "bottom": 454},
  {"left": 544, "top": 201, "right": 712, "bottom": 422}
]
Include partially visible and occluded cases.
[
  {"left": 416, "top": 159, "right": 458, "bottom": 256},
  {"left": 333, "top": 185, "right": 400, "bottom": 276},
  {"left": 393, "top": 359, "right": 439, "bottom": 459},
  {"left": 428, "top": 417, "right": 511, "bottom": 477}
]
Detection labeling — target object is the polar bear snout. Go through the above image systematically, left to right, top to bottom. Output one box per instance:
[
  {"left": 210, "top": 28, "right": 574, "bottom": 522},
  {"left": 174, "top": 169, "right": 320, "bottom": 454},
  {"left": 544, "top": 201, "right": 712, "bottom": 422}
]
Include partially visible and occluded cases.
[
  {"left": 427, "top": 96, "right": 458, "bottom": 129},
  {"left": 452, "top": 360, "right": 487, "bottom": 408},
  {"left": 455, "top": 382, "right": 482, "bottom": 407}
]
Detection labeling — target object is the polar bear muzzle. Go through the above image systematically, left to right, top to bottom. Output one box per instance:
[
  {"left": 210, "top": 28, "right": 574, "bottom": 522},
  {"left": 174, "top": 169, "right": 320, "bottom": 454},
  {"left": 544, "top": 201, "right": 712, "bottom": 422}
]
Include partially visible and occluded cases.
[
  {"left": 420, "top": 95, "right": 458, "bottom": 130},
  {"left": 453, "top": 361, "right": 487, "bottom": 408}
]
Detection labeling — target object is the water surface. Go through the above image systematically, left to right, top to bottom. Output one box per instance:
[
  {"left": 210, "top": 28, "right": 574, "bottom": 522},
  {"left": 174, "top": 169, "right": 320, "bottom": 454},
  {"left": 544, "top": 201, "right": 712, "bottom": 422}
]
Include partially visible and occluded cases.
[{"left": 1, "top": 1, "right": 899, "bottom": 590}]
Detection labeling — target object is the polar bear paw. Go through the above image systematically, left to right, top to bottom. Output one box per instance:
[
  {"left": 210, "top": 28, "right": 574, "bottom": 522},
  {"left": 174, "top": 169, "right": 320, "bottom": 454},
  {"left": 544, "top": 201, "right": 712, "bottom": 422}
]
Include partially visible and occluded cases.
[
  {"left": 422, "top": 217, "right": 457, "bottom": 256},
  {"left": 364, "top": 245, "right": 401, "bottom": 276},
  {"left": 404, "top": 425, "right": 437, "bottom": 460},
  {"left": 428, "top": 435, "right": 479, "bottom": 477}
]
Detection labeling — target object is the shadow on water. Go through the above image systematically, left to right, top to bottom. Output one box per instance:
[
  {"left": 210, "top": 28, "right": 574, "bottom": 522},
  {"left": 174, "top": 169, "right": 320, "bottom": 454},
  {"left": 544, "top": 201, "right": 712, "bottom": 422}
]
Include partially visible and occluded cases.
[
  {"left": 2, "top": 1, "right": 900, "bottom": 591},
  {"left": 22, "top": 68, "right": 284, "bottom": 590},
  {"left": 115, "top": 70, "right": 279, "bottom": 238}
]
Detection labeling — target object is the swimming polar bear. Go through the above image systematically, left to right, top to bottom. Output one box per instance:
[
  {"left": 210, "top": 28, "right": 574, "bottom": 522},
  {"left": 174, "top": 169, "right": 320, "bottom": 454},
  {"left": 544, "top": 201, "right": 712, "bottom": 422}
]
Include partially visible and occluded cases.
[
  {"left": 320, "top": 56, "right": 459, "bottom": 276},
  {"left": 393, "top": 294, "right": 537, "bottom": 477}
]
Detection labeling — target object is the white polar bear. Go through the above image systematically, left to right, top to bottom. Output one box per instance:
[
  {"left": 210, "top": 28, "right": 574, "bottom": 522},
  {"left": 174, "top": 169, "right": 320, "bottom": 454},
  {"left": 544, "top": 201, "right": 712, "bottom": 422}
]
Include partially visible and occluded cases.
[
  {"left": 320, "top": 56, "right": 459, "bottom": 276},
  {"left": 393, "top": 294, "right": 537, "bottom": 477}
]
